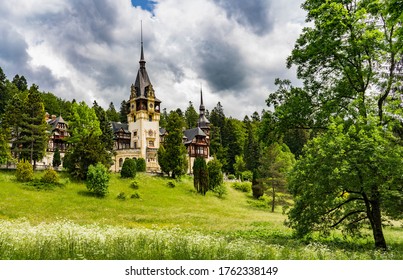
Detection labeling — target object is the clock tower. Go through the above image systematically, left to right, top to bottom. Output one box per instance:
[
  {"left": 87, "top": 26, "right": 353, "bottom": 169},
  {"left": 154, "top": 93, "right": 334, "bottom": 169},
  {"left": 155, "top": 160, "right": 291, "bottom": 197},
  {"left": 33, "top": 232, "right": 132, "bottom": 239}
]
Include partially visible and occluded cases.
[{"left": 126, "top": 27, "right": 161, "bottom": 172}]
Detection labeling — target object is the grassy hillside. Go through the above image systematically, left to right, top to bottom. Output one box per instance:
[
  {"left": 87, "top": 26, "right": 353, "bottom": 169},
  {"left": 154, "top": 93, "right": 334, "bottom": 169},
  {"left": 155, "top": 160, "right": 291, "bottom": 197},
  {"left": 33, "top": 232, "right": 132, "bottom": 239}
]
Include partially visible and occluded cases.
[
  {"left": 0, "top": 170, "right": 402, "bottom": 260},
  {"left": 0, "top": 170, "right": 284, "bottom": 231}
]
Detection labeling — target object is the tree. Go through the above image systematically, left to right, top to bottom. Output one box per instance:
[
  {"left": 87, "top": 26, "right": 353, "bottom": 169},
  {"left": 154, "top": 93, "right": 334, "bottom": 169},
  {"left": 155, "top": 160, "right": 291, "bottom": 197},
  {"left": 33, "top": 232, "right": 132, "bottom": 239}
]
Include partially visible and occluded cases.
[
  {"left": 268, "top": 0, "right": 403, "bottom": 130},
  {"left": 0, "top": 67, "right": 12, "bottom": 118},
  {"left": 12, "top": 74, "right": 27, "bottom": 92},
  {"left": 15, "top": 85, "right": 48, "bottom": 167},
  {"left": 119, "top": 100, "right": 129, "bottom": 123},
  {"left": 64, "top": 101, "right": 111, "bottom": 179},
  {"left": 93, "top": 101, "right": 114, "bottom": 153},
  {"left": 184, "top": 101, "right": 199, "bottom": 129},
  {"left": 106, "top": 102, "right": 120, "bottom": 122},
  {"left": 157, "top": 111, "right": 187, "bottom": 178},
  {"left": 287, "top": 117, "right": 403, "bottom": 249},
  {"left": 243, "top": 121, "right": 260, "bottom": 172},
  {"left": 0, "top": 132, "right": 11, "bottom": 164},
  {"left": 258, "top": 143, "right": 295, "bottom": 212},
  {"left": 52, "top": 148, "right": 61, "bottom": 168},
  {"left": 233, "top": 155, "right": 246, "bottom": 179},
  {"left": 193, "top": 157, "right": 209, "bottom": 195},
  {"left": 121, "top": 158, "right": 137, "bottom": 178},
  {"left": 136, "top": 158, "right": 146, "bottom": 172},
  {"left": 207, "top": 158, "right": 223, "bottom": 191},
  {"left": 86, "top": 163, "right": 110, "bottom": 197}
]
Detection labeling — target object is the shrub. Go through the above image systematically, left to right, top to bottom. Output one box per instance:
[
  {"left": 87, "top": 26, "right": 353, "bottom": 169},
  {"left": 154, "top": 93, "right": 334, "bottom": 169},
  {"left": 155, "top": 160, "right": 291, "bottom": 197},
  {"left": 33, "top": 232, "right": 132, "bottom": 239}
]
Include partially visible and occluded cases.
[
  {"left": 52, "top": 148, "right": 61, "bottom": 168},
  {"left": 121, "top": 158, "right": 137, "bottom": 178},
  {"left": 136, "top": 158, "right": 146, "bottom": 172},
  {"left": 207, "top": 159, "right": 223, "bottom": 190},
  {"left": 16, "top": 160, "right": 34, "bottom": 182},
  {"left": 86, "top": 163, "right": 110, "bottom": 197},
  {"left": 41, "top": 168, "right": 59, "bottom": 184},
  {"left": 241, "top": 170, "right": 253, "bottom": 182},
  {"left": 227, "top": 174, "right": 236, "bottom": 180},
  {"left": 130, "top": 180, "right": 139, "bottom": 189},
  {"left": 167, "top": 181, "right": 176, "bottom": 188},
  {"left": 232, "top": 182, "right": 252, "bottom": 193},
  {"left": 252, "top": 183, "right": 264, "bottom": 199},
  {"left": 213, "top": 184, "right": 227, "bottom": 198},
  {"left": 117, "top": 192, "right": 126, "bottom": 200},
  {"left": 131, "top": 192, "right": 141, "bottom": 199}
]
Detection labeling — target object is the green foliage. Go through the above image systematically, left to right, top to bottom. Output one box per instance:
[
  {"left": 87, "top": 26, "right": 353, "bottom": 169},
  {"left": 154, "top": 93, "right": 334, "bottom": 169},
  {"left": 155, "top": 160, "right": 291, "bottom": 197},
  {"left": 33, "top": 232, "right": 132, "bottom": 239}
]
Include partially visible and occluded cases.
[
  {"left": 184, "top": 101, "right": 199, "bottom": 129},
  {"left": 64, "top": 102, "right": 111, "bottom": 180},
  {"left": 158, "top": 111, "right": 188, "bottom": 178},
  {"left": 287, "top": 116, "right": 403, "bottom": 249},
  {"left": 0, "top": 132, "right": 11, "bottom": 164},
  {"left": 258, "top": 143, "right": 295, "bottom": 212},
  {"left": 52, "top": 148, "right": 61, "bottom": 168},
  {"left": 233, "top": 155, "right": 246, "bottom": 179},
  {"left": 193, "top": 157, "right": 209, "bottom": 195},
  {"left": 121, "top": 158, "right": 137, "bottom": 178},
  {"left": 136, "top": 158, "right": 146, "bottom": 172},
  {"left": 207, "top": 158, "right": 223, "bottom": 190},
  {"left": 15, "top": 160, "right": 34, "bottom": 182},
  {"left": 86, "top": 163, "right": 110, "bottom": 197},
  {"left": 41, "top": 168, "right": 59, "bottom": 184},
  {"left": 241, "top": 170, "right": 253, "bottom": 182},
  {"left": 227, "top": 174, "right": 236, "bottom": 180},
  {"left": 130, "top": 180, "right": 139, "bottom": 189},
  {"left": 167, "top": 181, "right": 176, "bottom": 188},
  {"left": 232, "top": 182, "right": 252, "bottom": 193},
  {"left": 212, "top": 183, "right": 227, "bottom": 198},
  {"left": 252, "top": 184, "right": 264, "bottom": 199},
  {"left": 117, "top": 192, "right": 126, "bottom": 200},
  {"left": 131, "top": 192, "right": 141, "bottom": 199}
]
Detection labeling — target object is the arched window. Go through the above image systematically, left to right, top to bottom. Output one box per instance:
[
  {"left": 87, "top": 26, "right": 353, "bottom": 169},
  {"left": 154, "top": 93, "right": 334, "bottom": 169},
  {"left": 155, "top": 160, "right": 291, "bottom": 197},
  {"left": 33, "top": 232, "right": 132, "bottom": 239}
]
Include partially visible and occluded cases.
[{"left": 119, "top": 158, "right": 123, "bottom": 167}]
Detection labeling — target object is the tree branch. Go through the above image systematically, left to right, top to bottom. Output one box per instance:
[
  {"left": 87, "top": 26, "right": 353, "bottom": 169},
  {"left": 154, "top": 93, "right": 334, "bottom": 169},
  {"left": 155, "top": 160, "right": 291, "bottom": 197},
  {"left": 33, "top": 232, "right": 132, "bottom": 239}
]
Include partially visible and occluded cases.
[{"left": 331, "top": 210, "right": 366, "bottom": 228}]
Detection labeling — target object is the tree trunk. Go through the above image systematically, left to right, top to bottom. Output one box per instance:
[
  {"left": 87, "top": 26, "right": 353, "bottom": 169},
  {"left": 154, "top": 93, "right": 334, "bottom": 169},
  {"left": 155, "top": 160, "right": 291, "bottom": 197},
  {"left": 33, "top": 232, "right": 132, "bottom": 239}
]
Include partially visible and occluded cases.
[
  {"left": 272, "top": 185, "right": 275, "bottom": 213},
  {"left": 370, "top": 199, "right": 387, "bottom": 250}
]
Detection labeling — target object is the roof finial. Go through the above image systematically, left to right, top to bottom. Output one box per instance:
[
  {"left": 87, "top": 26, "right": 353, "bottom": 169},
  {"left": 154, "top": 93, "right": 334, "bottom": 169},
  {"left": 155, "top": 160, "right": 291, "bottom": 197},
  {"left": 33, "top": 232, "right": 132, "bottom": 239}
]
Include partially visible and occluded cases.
[
  {"left": 140, "top": 20, "right": 145, "bottom": 67},
  {"left": 199, "top": 84, "right": 205, "bottom": 112}
]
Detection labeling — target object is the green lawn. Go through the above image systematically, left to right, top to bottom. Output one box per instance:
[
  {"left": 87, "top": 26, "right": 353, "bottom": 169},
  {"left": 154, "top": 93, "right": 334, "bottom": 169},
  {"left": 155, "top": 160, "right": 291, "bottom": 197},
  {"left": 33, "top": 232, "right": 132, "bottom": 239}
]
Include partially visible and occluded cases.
[{"left": 0, "top": 170, "right": 402, "bottom": 260}]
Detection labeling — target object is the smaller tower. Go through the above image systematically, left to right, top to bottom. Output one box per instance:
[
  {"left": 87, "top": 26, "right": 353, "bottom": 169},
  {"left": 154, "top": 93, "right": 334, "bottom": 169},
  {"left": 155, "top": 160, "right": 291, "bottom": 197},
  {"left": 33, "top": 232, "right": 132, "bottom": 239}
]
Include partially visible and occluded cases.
[{"left": 197, "top": 88, "right": 210, "bottom": 139}]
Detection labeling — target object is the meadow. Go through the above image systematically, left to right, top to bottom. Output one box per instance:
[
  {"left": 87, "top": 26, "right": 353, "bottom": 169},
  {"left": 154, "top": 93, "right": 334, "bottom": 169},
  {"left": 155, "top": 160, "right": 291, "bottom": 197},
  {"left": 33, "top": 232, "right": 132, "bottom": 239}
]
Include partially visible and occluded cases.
[{"left": 0, "top": 170, "right": 402, "bottom": 260}]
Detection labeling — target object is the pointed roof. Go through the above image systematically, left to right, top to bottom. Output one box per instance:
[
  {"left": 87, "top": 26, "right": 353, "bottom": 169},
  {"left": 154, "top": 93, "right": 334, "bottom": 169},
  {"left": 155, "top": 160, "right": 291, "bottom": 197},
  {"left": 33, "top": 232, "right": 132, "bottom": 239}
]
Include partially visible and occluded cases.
[
  {"left": 134, "top": 23, "right": 152, "bottom": 98},
  {"left": 197, "top": 88, "right": 210, "bottom": 129},
  {"left": 183, "top": 127, "right": 207, "bottom": 144}
]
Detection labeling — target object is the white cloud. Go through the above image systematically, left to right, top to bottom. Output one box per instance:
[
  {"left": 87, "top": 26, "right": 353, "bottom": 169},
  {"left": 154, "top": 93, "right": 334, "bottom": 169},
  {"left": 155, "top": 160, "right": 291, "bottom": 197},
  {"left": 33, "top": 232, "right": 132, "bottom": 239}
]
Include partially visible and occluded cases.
[{"left": 0, "top": 0, "right": 307, "bottom": 119}]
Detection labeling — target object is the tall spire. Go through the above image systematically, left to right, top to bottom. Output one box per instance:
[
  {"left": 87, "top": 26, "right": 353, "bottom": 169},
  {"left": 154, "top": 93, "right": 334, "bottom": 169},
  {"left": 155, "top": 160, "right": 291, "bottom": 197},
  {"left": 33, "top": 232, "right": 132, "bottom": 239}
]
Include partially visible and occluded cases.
[
  {"left": 139, "top": 20, "right": 146, "bottom": 68},
  {"left": 199, "top": 85, "right": 205, "bottom": 112}
]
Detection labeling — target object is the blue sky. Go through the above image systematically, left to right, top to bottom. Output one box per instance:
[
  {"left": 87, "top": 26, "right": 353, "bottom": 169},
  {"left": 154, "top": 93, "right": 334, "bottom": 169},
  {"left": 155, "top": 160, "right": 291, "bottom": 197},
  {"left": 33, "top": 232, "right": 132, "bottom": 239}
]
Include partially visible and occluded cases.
[{"left": 0, "top": 0, "right": 306, "bottom": 119}]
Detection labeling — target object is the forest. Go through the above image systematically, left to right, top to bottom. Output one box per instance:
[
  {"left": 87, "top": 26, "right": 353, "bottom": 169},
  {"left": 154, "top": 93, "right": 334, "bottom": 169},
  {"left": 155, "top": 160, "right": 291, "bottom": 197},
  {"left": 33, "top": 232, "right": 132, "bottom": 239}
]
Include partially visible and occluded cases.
[{"left": 1, "top": 0, "right": 403, "bottom": 251}]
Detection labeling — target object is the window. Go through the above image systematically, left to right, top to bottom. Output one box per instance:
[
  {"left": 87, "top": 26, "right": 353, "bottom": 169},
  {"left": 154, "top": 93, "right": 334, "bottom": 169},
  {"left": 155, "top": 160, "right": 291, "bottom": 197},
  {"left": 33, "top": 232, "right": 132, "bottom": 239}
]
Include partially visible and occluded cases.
[
  {"left": 149, "top": 115, "right": 153, "bottom": 122},
  {"left": 149, "top": 140, "right": 154, "bottom": 147},
  {"left": 119, "top": 158, "right": 123, "bottom": 167}
]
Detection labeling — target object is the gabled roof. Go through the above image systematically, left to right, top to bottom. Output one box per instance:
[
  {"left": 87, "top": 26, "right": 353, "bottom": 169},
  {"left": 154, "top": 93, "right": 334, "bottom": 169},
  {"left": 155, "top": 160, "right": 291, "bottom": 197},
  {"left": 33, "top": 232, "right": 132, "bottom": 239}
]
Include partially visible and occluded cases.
[
  {"left": 47, "top": 115, "right": 67, "bottom": 131},
  {"left": 111, "top": 122, "right": 130, "bottom": 134},
  {"left": 183, "top": 127, "right": 206, "bottom": 144}
]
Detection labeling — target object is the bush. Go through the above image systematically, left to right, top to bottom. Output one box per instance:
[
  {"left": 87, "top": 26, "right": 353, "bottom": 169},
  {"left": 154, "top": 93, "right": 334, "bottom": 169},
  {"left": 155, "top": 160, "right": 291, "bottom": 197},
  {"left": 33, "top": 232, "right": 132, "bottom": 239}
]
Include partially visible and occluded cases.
[
  {"left": 121, "top": 158, "right": 137, "bottom": 178},
  {"left": 136, "top": 158, "right": 146, "bottom": 172},
  {"left": 207, "top": 159, "right": 223, "bottom": 190},
  {"left": 16, "top": 160, "right": 34, "bottom": 182},
  {"left": 86, "top": 163, "right": 110, "bottom": 197},
  {"left": 41, "top": 168, "right": 59, "bottom": 184},
  {"left": 241, "top": 170, "right": 253, "bottom": 182},
  {"left": 227, "top": 174, "right": 236, "bottom": 180},
  {"left": 130, "top": 180, "right": 139, "bottom": 189},
  {"left": 167, "top": 181, "right": 176, "bottom": 188},
  {"left": 232, "top": 182, "right": 252, "bottom": 193},
  {"left": 213, "top": 184, "right": 227, "bottom": 198},
  {"left": 252, "top": 184, "right": 264, "bottom": 199},
  {"left": 117, "top": 192, "right": 126, "bottom": 200},
  {"left": 131, "top": 192, "right": 141, "bottom": 199}
]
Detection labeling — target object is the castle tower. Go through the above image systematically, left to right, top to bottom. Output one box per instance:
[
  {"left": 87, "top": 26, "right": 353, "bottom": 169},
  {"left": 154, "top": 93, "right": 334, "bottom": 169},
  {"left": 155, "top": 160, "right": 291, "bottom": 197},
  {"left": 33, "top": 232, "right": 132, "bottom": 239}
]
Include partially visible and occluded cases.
[
  {"left": 127, "top": 25, "right": 161, "bottom": 172},
  {"left": 197, "top": 88, "right": 210, "bottom": 139}
]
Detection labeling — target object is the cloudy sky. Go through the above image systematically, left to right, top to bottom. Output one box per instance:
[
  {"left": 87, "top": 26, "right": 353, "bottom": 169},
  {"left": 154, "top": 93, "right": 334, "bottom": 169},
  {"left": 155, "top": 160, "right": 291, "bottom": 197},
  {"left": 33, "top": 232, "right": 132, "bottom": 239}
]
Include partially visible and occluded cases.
[{"left": 0, "top": 0, "right": 307, "bottom": 119}]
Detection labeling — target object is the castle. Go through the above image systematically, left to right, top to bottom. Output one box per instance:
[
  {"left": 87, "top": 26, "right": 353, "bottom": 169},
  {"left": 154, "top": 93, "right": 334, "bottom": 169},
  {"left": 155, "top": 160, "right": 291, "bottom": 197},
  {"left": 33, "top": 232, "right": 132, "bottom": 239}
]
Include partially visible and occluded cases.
[{"left": 109, "top": 33, "right": 210, "bottom": 173}]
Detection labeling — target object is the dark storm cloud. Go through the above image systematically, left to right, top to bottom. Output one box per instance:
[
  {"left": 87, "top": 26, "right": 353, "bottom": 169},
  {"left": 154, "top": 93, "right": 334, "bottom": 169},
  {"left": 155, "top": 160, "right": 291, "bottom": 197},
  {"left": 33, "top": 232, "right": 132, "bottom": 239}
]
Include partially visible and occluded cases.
[
  {"left": 214, "top": 0, "right": 273, "bottom": 35},
  {"left": 0, "top": 24, "right": 30, "bottom": 71},
  {"left": 195, "top": 38, "right": 247, "bottom": 94}
]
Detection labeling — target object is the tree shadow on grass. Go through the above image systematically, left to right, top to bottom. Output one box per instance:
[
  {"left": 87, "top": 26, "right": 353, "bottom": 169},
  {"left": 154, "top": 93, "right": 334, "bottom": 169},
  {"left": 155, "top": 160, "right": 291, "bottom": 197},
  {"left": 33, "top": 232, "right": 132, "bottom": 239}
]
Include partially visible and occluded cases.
[{"left": 77, "top": 190, "right": 104, "bottom": 198}]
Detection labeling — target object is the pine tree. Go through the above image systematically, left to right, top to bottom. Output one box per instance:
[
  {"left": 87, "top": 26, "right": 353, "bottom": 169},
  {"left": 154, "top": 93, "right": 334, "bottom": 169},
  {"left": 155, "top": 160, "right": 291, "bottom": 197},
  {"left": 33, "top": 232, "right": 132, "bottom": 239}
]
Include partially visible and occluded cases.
[
  {"left": 184, "top": 101, "right": 198, "bottom": 129},
  {"left": 52, "top": 148, "right": 61, "bottom": 168},
  {"left": 193, "top": 157, "right": 209, "bottom": 195}
]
